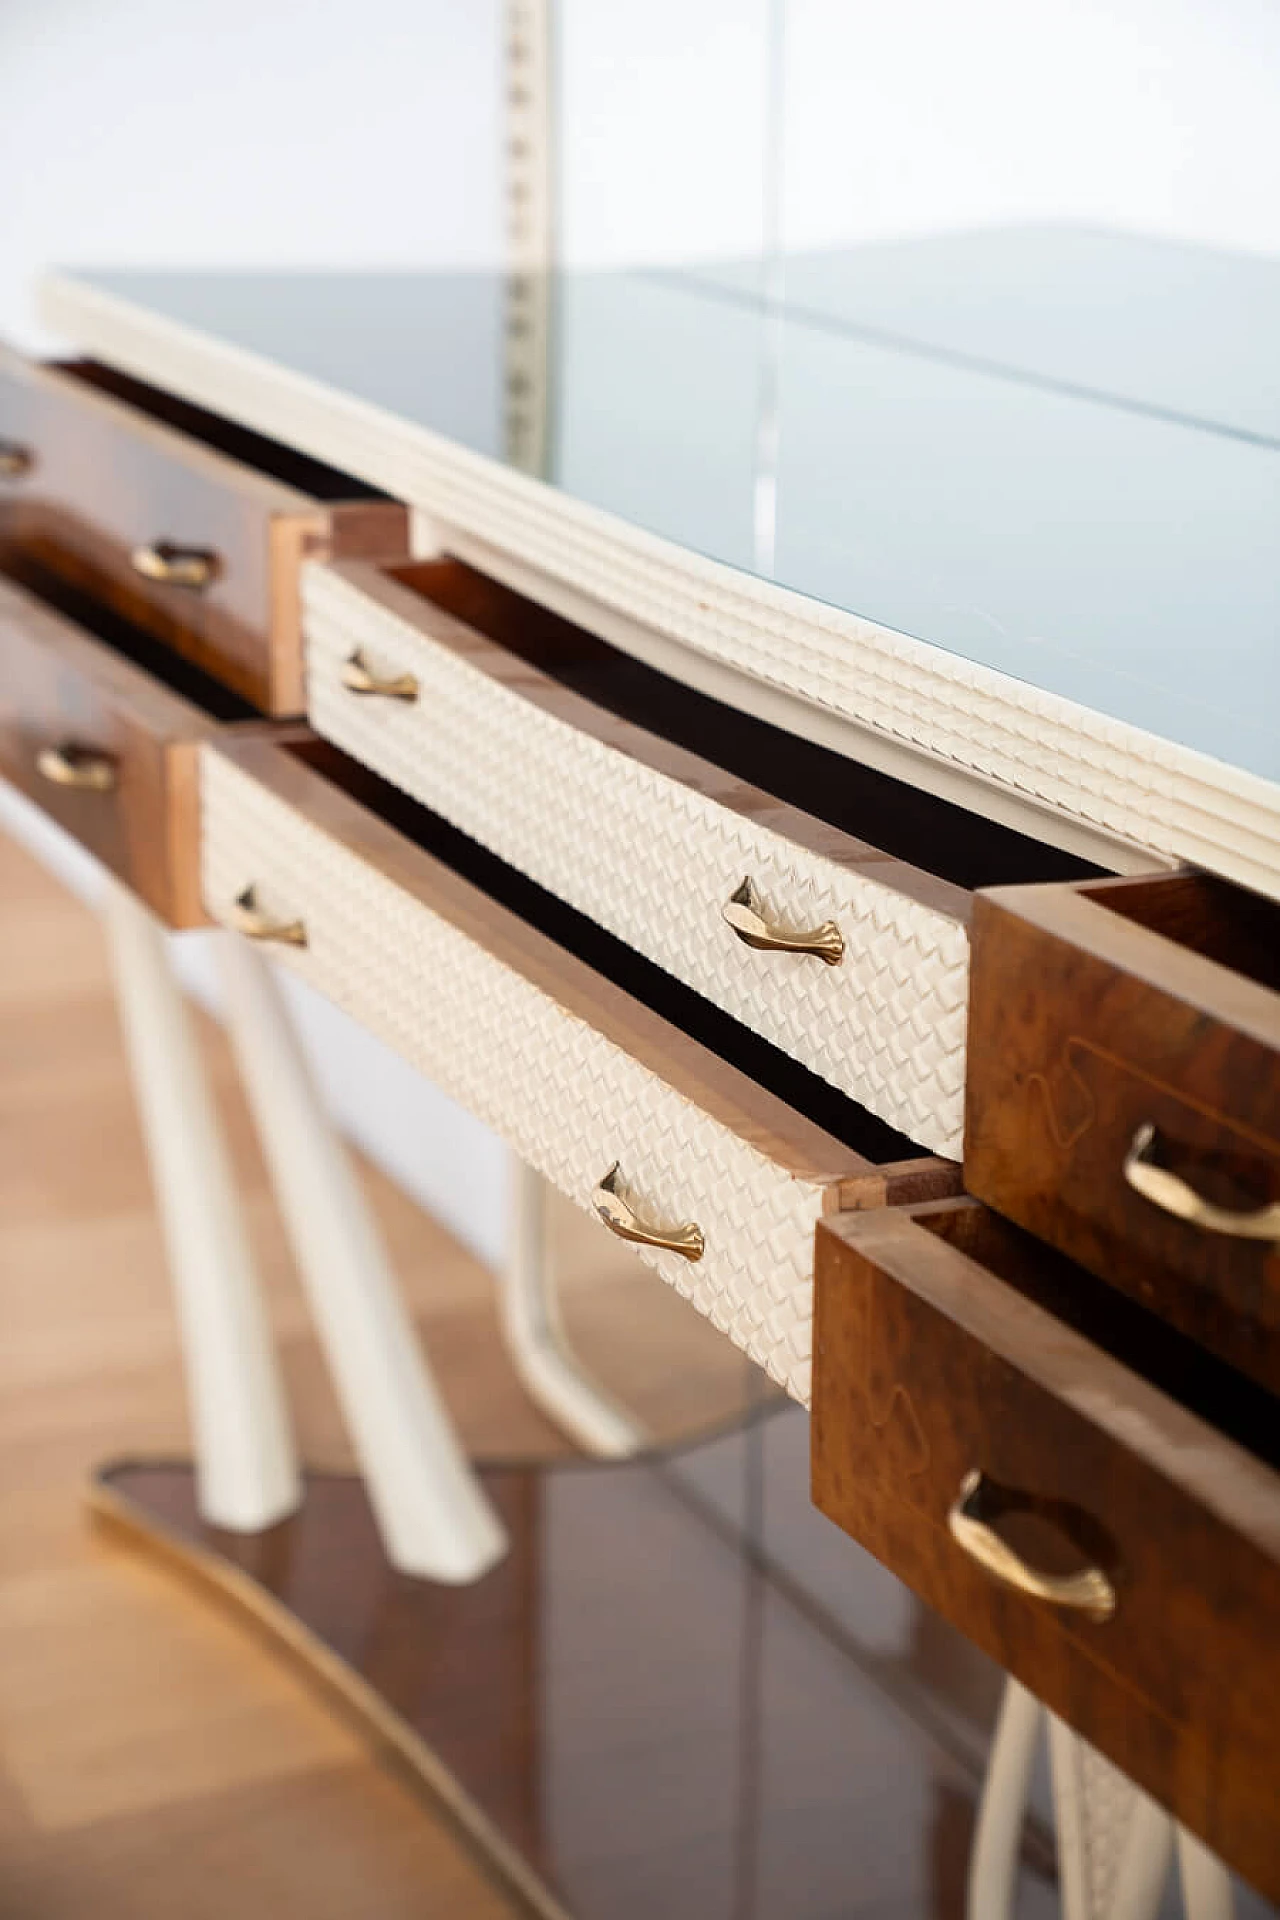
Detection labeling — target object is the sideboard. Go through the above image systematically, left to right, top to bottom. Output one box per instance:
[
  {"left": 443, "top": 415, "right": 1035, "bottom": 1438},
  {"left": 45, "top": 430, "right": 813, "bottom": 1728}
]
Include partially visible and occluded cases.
[{"left": 2, "top": 237, "right": 1277, "bottom": 1916}]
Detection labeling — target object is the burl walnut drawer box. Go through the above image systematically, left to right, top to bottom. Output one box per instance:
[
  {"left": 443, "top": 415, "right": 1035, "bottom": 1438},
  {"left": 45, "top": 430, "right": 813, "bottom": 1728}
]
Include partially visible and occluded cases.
[
  {"left": 0, "top": 346, "right": 406, "bottom": 714},
  {"left": 0, "top": 505, "right": 298, "bottom": 925},
  {"left": 966, "top": 874, "right": 1280, "bottom": 1395},
  {"left": 813, "top": 1195, "right": 1280, "bottom": 1901}
]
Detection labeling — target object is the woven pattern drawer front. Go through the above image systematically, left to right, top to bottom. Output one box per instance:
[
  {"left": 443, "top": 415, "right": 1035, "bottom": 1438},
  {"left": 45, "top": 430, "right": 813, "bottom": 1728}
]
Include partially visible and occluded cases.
[
  {"left": 304, "top": 562, "right": 969, "bottom": 1156},
  {"left": 201, "top": 747, "right": 827, "bottom": 1402}
]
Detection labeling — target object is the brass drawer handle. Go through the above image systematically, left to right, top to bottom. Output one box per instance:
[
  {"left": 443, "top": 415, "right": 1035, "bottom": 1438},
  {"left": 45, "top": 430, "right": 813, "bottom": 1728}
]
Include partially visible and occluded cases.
[
  {"left": 0, "top": 440, "right": 33, "bottom": 478},
  {"left": 131, "top": 541, "right": 221, "bottom": 590},
  {"left": 340, "top": 649, "right": 419, "bottom": 702},
  {"left": 35, "top": 743, "right": 117, "bottom": 792},
  {"left": 722, "top": 876, "right": 844, "bottom": 966},
  {"left": 227, "top": 884, "right": 307, "bottom": 947},
  {"left": 1124, "top": 1122, "right": 1280, "bottom": 1242},
  {"left": 592, "top": 1163, "right": 704, "bottom": 1262},
  {"left": 948, "top": 1469, "right": 1116, "bottom": 1622}
]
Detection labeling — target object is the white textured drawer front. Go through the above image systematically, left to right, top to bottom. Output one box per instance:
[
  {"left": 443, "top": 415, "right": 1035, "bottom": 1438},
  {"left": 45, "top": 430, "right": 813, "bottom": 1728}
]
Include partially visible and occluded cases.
[
  {"left": 303, "top": 561, "right": 970, "bottom": 1156},
  {"left": 202, "top": 745, "right": 847, "bottom": 1403}
]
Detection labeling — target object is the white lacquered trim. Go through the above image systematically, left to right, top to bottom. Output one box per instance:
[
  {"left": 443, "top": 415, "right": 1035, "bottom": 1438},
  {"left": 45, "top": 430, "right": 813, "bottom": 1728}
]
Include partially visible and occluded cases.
[
  {"left": 41, "top": 269, "right": 1280, "bottom": 901},
  {"left": 304, "top": 560, "right": 970, "bottom": 1156}
]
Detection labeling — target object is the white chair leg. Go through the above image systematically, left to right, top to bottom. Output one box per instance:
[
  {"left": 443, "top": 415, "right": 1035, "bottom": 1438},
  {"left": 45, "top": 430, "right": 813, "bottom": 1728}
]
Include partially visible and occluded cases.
[
  {"left": 102, "top": 882, "right": 299, "bottom": 1532},
  {"left": 214, "top": 931, "right": 506, "bottom": 1584},
  {"left": 500, "top": 1157, "right": 646, "bottom": 1458},
  {"left": 968, "top": 1676, "right": 1043, "bottom": 1920},
  {"left": 1049, "top": 1716, "right": 1174, "bottom": 1920},
  {"left": 1175, "top": 1829, "right": 1235, "bottom": 1920}
]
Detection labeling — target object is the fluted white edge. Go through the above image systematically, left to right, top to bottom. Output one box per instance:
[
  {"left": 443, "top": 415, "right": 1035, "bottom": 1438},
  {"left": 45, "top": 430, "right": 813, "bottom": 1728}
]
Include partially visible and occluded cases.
[{"left": 41, "top": 270, "right": 1280, "bottom": 903}]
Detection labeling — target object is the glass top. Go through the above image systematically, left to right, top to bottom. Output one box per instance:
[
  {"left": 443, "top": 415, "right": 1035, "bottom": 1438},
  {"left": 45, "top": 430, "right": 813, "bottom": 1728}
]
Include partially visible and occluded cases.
[
  {"left": 664, "top": 225, "right": 1280, "bottom": 445},
  {"left": 70, "top": 233, "right": 1280, "bottom": 781}
]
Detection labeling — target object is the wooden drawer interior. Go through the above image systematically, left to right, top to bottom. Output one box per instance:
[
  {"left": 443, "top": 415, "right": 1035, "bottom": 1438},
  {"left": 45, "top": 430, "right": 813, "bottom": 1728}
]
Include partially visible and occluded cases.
[
  {"left": 364, "top": 556, "right": 1102, "bottom": 895},
  {"left": 278, "top": 731, "right": 946, "bottom": 1169},
  {"left": 966, "top": 873, "right": 1280, "bottom": 1392},
  {"left": 812, "top": 1195, "right": 1280, "bottom": 1900}
]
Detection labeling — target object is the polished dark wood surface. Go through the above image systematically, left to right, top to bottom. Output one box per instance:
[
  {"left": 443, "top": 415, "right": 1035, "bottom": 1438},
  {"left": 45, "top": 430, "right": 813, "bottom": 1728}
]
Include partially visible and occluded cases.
[
  {"left": 0, "top": 346, "right": 406, "bottom": 714},
  {"left": 212, "top": 731, "right": 963, "bottom": 1194},
  {"left": 966, "top": 875, "right": 1280, "bottom": 1393},
  {"left": 812, "top": 1196, "right": 1280, "bottom": 1902},
  {"left": 93, "top": 1417, "right": 1060, "bottom": 1920}
]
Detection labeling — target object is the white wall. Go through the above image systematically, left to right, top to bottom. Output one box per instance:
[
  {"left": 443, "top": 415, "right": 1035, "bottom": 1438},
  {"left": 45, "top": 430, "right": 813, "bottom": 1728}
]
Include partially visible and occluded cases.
[
  {"left": 0, "top": 0, "right": 503, "bottom": 346},
  {"left": 556, "top": 0, "right": 775, "bottom": 265},
  {"left": 557, "top": 0, "right": 1280, "bottom": 265},
  {"left": 780, "top": 0, "right": 1280, "bottom": 258}
]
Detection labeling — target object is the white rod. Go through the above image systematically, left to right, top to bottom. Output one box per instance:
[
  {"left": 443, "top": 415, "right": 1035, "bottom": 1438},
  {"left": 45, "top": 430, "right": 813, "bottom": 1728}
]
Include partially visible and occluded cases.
[
  {"left": 103, "top": 882, "right": 299, "bottom": 1531},
  {"left": 215, "top": 931, "right": 505, "bottom": 1583},
  {"left": 501, "top": 1157, "right": 646, "bottom": 1458},
  {"left": 968, "top": 1677, "right": 1042, "bottom": 1920},
  {"left": 1176, "top": 1829, "right": 1235, "bottom": 1920}
]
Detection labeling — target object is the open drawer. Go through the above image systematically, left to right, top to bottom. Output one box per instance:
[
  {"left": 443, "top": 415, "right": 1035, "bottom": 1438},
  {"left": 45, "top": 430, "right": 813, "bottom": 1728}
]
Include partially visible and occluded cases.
[
  {"left": 0, "top": 345, "right": 406, "bottom": 714},
  {"left": 0, "top": 509, "right": 299, "bottom": 925},
  {"left": 300, "top": 555, "right": 1098, "bottom": 1159},
  {"left": 200, "top": 731, "right": 961, "bottom": 1404},
  {"left": 966, "top": 874, "right": 1280, "bottom": 1395},
  {"left": 812, "top": 1196, "right": 1280, "bottom": 1900}
]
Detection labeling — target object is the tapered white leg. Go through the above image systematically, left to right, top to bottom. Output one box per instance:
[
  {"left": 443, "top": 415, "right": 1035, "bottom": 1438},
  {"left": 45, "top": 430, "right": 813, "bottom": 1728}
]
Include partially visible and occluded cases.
[
  {"left": 103, "top": 883, "right": 299, "bottom": 1531},
  {"left": 215, "top": 931, "right": 506, "bottom": 1583},
  {"left": 501, "top": 1157, "right": 646, "bottom": 1458},
  {"left": 968, "top": 1677, "right": 1042, "bottom": 1920},
  {"left": 1049, "top": 1716, "right": 1173, "bottom": 1920},
  {"left": 1176, "top": 1829, "right": 1235, "bottom": 1920}
]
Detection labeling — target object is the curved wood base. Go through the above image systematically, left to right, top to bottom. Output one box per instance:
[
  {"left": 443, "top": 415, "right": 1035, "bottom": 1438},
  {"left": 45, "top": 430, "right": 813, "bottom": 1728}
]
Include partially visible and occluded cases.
[{"left": 90, "top": 1433, "right": 1055, "bottom": 1919}]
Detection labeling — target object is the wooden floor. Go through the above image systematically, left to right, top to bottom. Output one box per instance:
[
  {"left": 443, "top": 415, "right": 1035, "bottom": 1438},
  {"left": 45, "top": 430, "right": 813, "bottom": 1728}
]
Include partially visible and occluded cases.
[{"left": 0, "top": 828, "right": 747, "bottom": 1918}]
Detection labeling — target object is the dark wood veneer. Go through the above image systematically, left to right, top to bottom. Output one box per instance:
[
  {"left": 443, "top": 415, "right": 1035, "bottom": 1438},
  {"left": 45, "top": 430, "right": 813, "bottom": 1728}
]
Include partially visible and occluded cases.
[
  {"left": 0, "top": 345, "right": 406, "bottom": 713},
  {"left": 0, "top": 509, "right": 302, "bottom": 924},
  {"left": 965, "top": 876, "right": 1280, "bottom": 1393},
  {"left": 812, "top": 1196, "right": 1280, "bottom": 1902},
  {"left": 91, "top": 1439, "right": 1060, "bottom": 1920}
]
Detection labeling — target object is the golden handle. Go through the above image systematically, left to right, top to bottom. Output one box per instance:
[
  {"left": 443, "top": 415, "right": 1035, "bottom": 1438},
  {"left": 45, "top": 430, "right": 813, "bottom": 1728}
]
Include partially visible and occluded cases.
[
  {"left": 0, "top": 440, "right": 33, "bottom": 478},
  {"left": 130, "top": 541, "right": 221, "bottom": 590},
  {"left": 340, "top": 649, "right": 419, "bottom": 702},
  {"left": 35, "top": 743, "right": 117, "bottom": 792},
  {"left": 722, "top": 876, "right": 844, "bottom": 966},
  {"left": 226, "top": 884, "right": 307, "bottom": 948},
  {"left": 1124, "top": 1122, "right": 1280, "bottom": 1242},
  {"left": 592, "top": 1163, "right": 704, "bottom": 1262},
  {"left": 948, "top": 1470, "right": 1115, "bottom": 1622}
]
